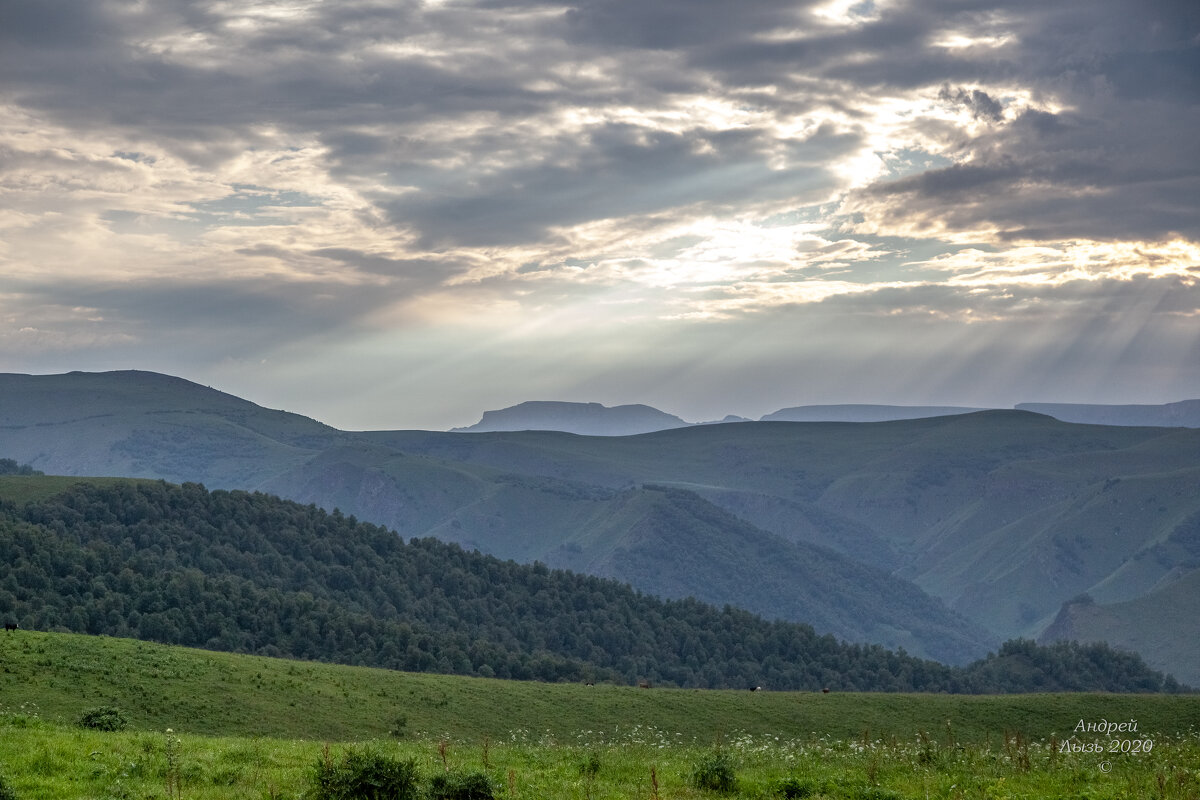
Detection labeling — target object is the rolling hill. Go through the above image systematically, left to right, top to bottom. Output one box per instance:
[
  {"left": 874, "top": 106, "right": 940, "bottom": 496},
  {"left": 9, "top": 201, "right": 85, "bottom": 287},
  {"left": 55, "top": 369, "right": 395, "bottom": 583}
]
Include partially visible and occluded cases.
[
  {"left": 2, "top": 370, "right": 1197, "bottom": 679},
  {"left": 0, "top": 372, "right": 991, "bottom": 663},
  {"left": 0, "top": 477, "right": 1185, "bottom": 693},
  {"left": 1040, "top": 567, "right": 1200, "bottom": 687},
  {"left": 2, "top": 630, "right": 1196, "bottom": 744}
]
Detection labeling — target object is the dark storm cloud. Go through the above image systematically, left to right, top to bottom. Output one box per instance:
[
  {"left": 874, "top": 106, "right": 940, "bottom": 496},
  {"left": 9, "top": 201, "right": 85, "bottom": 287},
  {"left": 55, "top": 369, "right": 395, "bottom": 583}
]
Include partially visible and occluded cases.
[
  {"left": 5, "top": 0, "right": 1197, "bottom": 247},
  {"left": 563, "top": 0, "right": 810, "bottom": 50},
  {"left": 841, "top": 0, "right": 1200, "bottom": 240},
  {"left": 937, "top": 86, "right": 1003, "bottom": 122},
  {"left": 382, "top": 122, "right": 858, "bottom": 247}
]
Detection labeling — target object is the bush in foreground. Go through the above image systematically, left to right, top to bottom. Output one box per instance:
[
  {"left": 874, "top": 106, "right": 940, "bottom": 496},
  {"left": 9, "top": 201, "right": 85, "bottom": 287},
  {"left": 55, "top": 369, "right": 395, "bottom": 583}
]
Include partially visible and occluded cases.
[
  {"left": 75, "top": 706, "right": 127, "bottom": 732},
  {"left": 308, "top": 746, "right": 419, "bottom": 800},
  {"left": 691, "top": 750, "right": 737, "bottom": 794},
  {"left": 428, "top": 770, "right": 494, "bottom": 800}
]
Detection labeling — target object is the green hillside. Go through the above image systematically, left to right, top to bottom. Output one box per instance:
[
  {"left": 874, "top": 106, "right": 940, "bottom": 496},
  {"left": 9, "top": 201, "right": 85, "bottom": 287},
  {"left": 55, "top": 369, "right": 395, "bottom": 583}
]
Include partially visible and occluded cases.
[
  {"left": 0, "top": 370, "right": 344, "bottom": 487},
  {"left": 368, "top": 415, "right": 1200, "bottom": 670},
  {"left": 266, "top": 445, "right": 993, "bottom": 662},
  {"left": 0, "top": 477, "right": 1184, "bottom": 693},
  {"left": 1041, "top": 568, "right": 1200, "bottom": 688},
  {"left": 3, "top": 630, "right": 1199, "bottom": 743},
  {"left": 2, "top": 631, "right": 1198, "bottom": 800}
]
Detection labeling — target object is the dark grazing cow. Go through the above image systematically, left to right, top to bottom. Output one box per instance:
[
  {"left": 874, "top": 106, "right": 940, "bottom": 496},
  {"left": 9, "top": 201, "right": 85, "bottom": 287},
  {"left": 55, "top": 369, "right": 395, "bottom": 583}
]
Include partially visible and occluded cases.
[{"left": 3, "top": 622, "right": 17, "bottom": 632}]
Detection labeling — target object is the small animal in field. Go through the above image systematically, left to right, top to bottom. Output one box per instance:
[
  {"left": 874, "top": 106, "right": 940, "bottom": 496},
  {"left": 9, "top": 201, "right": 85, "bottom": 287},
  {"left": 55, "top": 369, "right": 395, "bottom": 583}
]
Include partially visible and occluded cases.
[
  {"left": 3, "top": 622, "right": 17, "bottom": 632},
  {"left": 638, "top": 680, "right": 652, "bottom": 689},
  {"left": 749, "top": 686, "right": 762, "bottom": 692},
  {"left": 822, "top": 687, "right": 830, "bottom": 694}
]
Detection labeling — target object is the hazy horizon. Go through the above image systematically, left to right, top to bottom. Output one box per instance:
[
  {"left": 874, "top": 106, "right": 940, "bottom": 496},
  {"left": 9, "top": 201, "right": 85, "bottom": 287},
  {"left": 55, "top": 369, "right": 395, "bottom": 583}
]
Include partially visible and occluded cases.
[{"left": 3, "top": 0, "right": 1197, "bottom": 431}]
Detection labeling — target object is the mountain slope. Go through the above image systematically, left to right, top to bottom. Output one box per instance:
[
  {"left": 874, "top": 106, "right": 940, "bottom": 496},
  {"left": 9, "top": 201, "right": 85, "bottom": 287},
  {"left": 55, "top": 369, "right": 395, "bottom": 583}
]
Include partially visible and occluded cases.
[
  {"left": 0, "top": 370, "right": 343, "bottom": 487},
  {"left": 3, "top": 371, "right": 1197, "bottom": 680},
  {"left": 0, "top": 372, "right": 989, "bottom": 662},
  {"left": 365, "top": 414, "right": 1200, "bottom": 667},
  {"left": 258, "top": 445, "right": 992, "bottom": 663},
  {"left": 0, "top": 477, "right": 1184, "bottom": 692},
  {"left": 1040, "top": 567, "right": 1200, "bottom": 688}
]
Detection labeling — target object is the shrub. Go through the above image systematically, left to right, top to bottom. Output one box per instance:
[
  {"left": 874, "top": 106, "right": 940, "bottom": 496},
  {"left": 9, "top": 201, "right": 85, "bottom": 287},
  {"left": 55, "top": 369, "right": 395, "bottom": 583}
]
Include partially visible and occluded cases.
[
  {"left": 76, "top": 706, "right": 128, "bottom": 732},
  {"left": 388, "top": 714, "right": 408, "bottom": 739},
  {"left": 308, "top": 746, "right": 420, "bottom": 800},
  {"left": 691, "top": 750, "right": 737, "bottom": 794},
  {"left": 579, "top": 752, "right": 601, "bottom": 778},
  {"left": 428, "top": 771, "right": 494, "bottom": 800},
  {"left": 774, "top": 777, "right": 815, "bottom": 798},
  {"left": 848, "top": 789, "right": 904, "bottom": 800}
]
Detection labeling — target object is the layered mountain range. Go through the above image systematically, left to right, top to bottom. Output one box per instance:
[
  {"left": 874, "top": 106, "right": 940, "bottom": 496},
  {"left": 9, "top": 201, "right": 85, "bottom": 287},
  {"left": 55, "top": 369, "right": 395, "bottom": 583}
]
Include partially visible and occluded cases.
[
  {"left": 2, "top": 370, "right": 1197, "bottom": 683},
  {"left": 454, "top": 399, "right": 1200, "bottom": 434}
]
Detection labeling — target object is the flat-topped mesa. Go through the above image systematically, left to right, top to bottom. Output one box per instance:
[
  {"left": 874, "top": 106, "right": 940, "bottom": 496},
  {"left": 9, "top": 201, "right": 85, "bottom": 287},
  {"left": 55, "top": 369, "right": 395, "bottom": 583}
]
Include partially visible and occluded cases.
[{"left": 452, "top": 400, "right": 691, "bottom": 436}]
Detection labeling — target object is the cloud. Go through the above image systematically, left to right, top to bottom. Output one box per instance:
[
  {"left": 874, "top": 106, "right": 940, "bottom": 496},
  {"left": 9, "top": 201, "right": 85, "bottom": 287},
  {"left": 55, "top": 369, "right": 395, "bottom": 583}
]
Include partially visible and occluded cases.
[
  {"left": 1, "top": 0, "right": 1198, "bottom": 425},
  {"left": 937, "top": 85, "right": 1004, "bottom": 121}
]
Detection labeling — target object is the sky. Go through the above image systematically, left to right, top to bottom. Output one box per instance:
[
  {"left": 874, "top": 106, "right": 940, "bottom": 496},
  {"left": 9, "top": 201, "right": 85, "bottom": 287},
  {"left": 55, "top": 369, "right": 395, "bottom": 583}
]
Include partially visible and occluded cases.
[{"left": 2, "top": 0, "right": 1199, "bottom": 430}]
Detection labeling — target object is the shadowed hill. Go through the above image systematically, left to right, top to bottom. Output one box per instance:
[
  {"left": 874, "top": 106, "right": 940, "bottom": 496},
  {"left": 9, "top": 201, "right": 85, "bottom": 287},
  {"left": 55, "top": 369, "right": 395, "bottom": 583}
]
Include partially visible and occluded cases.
[
  {"left": 0, "top": 370, "right": 345, "bottom": 487},
  {"left": 2, "top": 371, "right": 1197, "bottom": 680},
  {"left": 366, "top": 413, "right": 1200, "bottom": 672},
  {"left": 257, "top": 447, "right": 993, "bottom": 663},
  {"left": 0, "top": 478, "right": 1185, "bottom": 693},
  {"left": 1040, "top": 567, "right": 1200, "bottom": 687}
]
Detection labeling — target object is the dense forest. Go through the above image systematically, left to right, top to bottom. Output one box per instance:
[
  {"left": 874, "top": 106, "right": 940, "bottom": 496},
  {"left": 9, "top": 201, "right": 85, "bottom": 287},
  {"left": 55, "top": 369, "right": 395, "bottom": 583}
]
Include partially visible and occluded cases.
[{"left": 0, "top": 477, "right": 1186, "bottom": 693}]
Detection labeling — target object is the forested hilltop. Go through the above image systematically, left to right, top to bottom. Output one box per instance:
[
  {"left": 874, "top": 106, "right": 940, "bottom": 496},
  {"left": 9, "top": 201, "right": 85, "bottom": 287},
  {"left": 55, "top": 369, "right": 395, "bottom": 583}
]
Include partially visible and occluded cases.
[{"left": 0, "top": 477, "right": 1187, "bottom": 693}]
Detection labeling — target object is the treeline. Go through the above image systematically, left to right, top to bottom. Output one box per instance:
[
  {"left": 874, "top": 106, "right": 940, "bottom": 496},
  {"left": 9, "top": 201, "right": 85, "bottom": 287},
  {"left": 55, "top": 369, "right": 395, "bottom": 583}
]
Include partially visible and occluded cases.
[
  {"left": 0, "top": 459, "right": 41, "bottom": 476},
  {"left": 0, "top": 479, "right": 1186, "bottom": 692}
]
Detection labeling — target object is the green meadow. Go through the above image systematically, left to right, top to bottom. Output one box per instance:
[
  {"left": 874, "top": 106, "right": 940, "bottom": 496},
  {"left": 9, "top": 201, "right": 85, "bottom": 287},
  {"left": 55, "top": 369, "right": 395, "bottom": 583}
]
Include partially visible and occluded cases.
[{"left": 1, "top": 632, "right": 1199, "bottom": 798}]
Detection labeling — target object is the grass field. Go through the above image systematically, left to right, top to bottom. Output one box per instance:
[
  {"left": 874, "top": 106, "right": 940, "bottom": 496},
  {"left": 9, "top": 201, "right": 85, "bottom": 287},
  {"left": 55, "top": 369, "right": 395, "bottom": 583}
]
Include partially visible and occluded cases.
[
  {"left": 1, "top": 631, "right": 1199, "bottom": 798},
  {"left": 4, "top": 632, "right": 1200, "bottom": 743},
  {"left": 1, "top": 706, "right": 1197, "bottom": 799}
]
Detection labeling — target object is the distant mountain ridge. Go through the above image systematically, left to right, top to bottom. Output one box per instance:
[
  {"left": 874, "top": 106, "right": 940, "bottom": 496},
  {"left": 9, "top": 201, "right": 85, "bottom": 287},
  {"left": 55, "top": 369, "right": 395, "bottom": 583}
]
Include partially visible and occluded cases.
[
  {"left": 453, "top": 399, "right": 1200, "bottom": 434},
  {"left": 452, "top": 400, "right": 690, "bottom": 435},
  {"left": 1016, "top": 400, "right": 1200, "bottom": 428},
  {"left": 762, "top": 404, "right": 987, "bottom": 423}
]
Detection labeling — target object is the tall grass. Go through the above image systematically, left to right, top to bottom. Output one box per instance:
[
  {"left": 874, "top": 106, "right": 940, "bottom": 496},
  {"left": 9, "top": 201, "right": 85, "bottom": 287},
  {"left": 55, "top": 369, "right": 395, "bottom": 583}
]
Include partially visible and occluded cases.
[{"left": 0, "top": 706, "right": 1197, "bottom": 800}]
